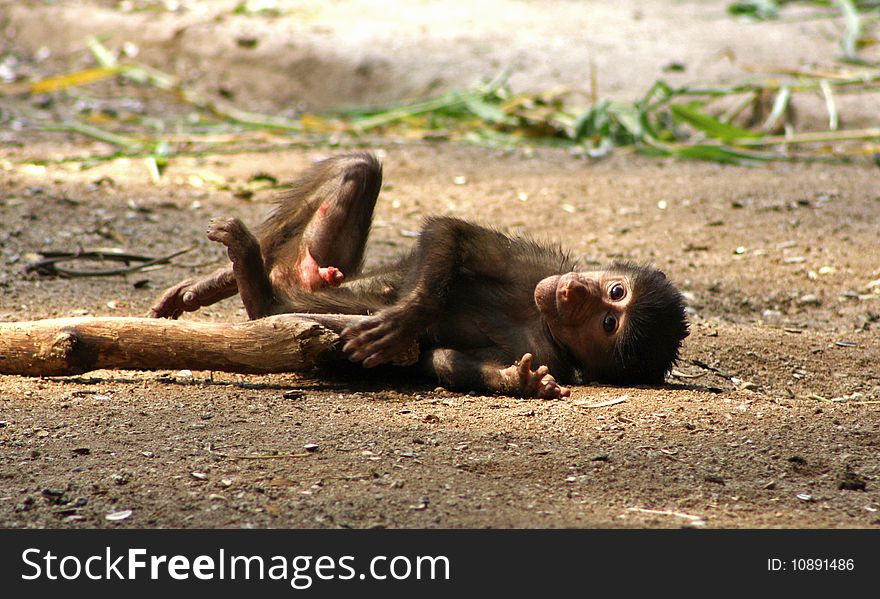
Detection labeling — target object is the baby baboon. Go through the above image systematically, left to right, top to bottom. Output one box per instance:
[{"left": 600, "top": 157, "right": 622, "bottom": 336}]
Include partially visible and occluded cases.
[{"left": 149, "top": 153, "right": 688, "bottom": 398}]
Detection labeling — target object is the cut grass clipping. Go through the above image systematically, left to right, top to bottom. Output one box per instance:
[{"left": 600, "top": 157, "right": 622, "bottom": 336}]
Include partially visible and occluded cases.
[{"left": 3, "top": 34, "right": 879, "bottom": 168}]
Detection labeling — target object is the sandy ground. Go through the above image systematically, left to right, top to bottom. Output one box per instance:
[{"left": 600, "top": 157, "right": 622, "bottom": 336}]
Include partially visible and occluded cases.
[
  {"left": 3, "top": 0, "right": 878, "bottom": 125},
  {"left": 0, "top": 1, "right": 878, "bottom": 529},
  {"left": 1, "top": 142, "right": 878, "bottom": 529}
]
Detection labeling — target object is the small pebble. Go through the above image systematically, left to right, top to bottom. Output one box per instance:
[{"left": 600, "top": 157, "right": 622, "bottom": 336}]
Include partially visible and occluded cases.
[
  {"left": 797, "top": 294, "right": 820, "bottom": 306},
  {"left": 761, "top": 309, "right": 782, "bottom": 323},
  {"left": 838, "top": 470, "right": 867, "bottom": 491},
  {"left": 106, "top": 509, "right": 133, "bottom": 521}
]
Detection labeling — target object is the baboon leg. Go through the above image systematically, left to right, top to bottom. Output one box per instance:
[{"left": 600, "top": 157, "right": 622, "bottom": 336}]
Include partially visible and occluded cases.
[
  {"left": 148, "top": 152, "right": 382, "bottom": 318},
  {"left": 260, "top": 152, "right": 382, "bottom": 293},
  {"left": 206, "top": 218, "right": 274, "bottom": 320},
  {"left": 146, "top": 266, "right": 237, "bottom": 319}
]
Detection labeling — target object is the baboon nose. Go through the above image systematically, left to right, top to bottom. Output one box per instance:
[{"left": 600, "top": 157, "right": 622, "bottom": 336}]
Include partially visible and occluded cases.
[{"left": 559, "top": 279, "right": 588, "bottom": 304}]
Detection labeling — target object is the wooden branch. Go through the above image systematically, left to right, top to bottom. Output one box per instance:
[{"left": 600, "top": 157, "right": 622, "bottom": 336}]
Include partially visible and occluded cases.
[{"left": 0, "top": 314, "right": 418, "bottom": 377}]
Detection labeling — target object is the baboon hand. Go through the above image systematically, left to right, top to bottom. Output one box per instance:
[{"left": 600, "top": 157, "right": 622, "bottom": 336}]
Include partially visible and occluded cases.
[{"left": 499, "top": 353, "right": 570, "bottom": 399}]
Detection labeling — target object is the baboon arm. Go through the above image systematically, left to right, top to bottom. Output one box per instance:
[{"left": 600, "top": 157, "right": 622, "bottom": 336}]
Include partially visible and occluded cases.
[{"left": 423, "top": 348, "right": 570, "bottom": 399}]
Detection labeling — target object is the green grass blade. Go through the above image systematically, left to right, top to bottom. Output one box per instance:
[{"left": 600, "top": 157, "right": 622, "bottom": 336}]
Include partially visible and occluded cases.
[
  {"left": 834, "top": 0, "right": 862, "bottom": 59},
  {"left": 727, "top": 1, "right": 780, "bottom": 20},
  {"left": 86, "top": 36, "right": 118, "bottom": 67},
  {"left": 819, "top": 80, "right": 839, "bottom": 130},
  {"left": 762, "top": 86, "right": 791, "bottom": 131},
  {"left": 351, "top": 92, "right": 467, "bottom": 130},
  {"left": 461, "top": 94, "right": 512, "bottom": 124},
  {"left": 609, "top": 102, "right": 644, "bottom": 138},
  {"left": 671, "top": 103, "right": 762, "bottom": 142},
  {"left": 44, "top": 120, "right": 143, "bottom": 150},
  {"left": 667, "top": 144, "right": 781, "bottom": 163}
]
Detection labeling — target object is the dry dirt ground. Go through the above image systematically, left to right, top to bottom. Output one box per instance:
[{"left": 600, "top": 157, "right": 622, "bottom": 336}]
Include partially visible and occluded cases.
[
  {"left": 0, "top": 1, "right": 879, "bottom": 529},
  {"left": 1, "top": 143, "right": 878, "bottom": 529}
]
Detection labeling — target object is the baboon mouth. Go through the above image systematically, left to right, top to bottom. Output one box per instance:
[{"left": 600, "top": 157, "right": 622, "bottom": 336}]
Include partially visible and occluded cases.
[{"left": 534, "top": 275, "right": 561, "bottom": 318}]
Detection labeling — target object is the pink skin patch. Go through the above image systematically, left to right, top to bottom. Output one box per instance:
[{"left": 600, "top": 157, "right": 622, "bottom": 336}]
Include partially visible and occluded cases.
[
  {"left": 298, "top": 248, "right": 344, "bottom": 291},
  {"left": 319, "top": 266, "right": 344, "bottom": 286}
]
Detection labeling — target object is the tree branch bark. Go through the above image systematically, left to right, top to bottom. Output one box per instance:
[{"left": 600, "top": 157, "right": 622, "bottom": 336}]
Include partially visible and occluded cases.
[{"left": 0, "top": 314, "right": 418, "bottom": 376}]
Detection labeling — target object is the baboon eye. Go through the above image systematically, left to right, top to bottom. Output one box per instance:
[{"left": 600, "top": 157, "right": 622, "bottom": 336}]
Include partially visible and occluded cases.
[
  {"left": 609, "top": 283, "right": 625, "bottom": 301},
  {"left": 603, "top": 313, "right": 618, "bottom": 334}
]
